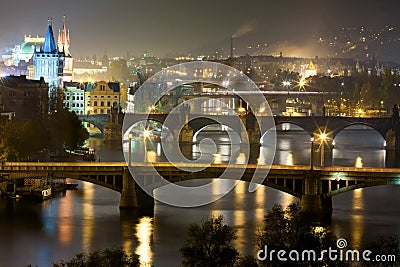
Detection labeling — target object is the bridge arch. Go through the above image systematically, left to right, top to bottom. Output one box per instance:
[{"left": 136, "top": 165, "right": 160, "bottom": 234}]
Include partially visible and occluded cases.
[
  {"left": 78, "top": 114, "right": 110, "bottom": 134},
  {"left": 123, "top": 119, "right": 171, "bottom": 141},
  {"left": 272, "top": 120, "right": 313, "bottom": 137},
  {"left": 332, "top": 122, "right": 387, "bottom": 141},
  {"left": 192, "top": 123, "right": 242, "bottom": 144},
  {"left": 323, "top": 181, "right": 400, "bottom": 198}
]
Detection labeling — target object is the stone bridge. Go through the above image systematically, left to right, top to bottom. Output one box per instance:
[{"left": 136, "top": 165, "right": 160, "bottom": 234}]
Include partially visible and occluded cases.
[
  {"left": 123, "top": 113, "right": 399, "bottom": 148},
  {"left": 78, "top": 114, "right": 110, "bottom": 133}
]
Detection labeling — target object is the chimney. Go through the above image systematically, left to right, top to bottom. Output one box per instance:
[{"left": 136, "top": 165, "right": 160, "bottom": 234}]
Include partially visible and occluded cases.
[{"left": 230, "top": 36, "right": 234, "bottom": 59}]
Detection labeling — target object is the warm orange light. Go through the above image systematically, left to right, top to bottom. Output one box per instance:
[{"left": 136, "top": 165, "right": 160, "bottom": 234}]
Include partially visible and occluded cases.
[{"left": 143, "top": 129, "right": 151, "bottom": 139}]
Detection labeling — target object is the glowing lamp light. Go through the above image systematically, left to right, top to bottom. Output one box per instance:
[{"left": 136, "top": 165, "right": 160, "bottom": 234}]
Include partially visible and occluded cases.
[
  {"left": 298, "top": 79, "right": 306, "bottom": 88},
  {"left": 143, "top": 129, "right": 151, "bottom": 139}
]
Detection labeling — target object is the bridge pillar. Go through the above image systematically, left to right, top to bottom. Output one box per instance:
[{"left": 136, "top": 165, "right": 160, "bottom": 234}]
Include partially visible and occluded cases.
[
  {"left": 173, "top": 121, "right": 194, "bottom": 143},
  {"left": 385, "top": 129, "right": 400, "bottom": 167},
  {"left": 120, "top": 168, "right": 138, "bottom": 208},
  {"left": 120, "top": 169, "right": 155, "bottom": 210},
  {"left": 300, "top": 171, "right": 332, "bottom": 220}
]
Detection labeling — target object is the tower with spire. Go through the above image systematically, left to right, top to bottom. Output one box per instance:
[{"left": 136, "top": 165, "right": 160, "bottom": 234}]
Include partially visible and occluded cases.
[
  {"left": 58, "top": 15, "right": 73, "bottom": 82},
  {"left": 33, "top": 17, "right": 74, "bottom": 110}
]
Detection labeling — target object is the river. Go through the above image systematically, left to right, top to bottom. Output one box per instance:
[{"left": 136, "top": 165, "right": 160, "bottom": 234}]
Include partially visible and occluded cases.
[{"left": 0, "top": 125, "right": 399, "bottom": 266}]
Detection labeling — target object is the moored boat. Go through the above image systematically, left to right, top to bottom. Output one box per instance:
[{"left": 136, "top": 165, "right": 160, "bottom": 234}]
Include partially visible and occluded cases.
[{"left": 31, "top": 187, "right": 52, "bottom": 201}]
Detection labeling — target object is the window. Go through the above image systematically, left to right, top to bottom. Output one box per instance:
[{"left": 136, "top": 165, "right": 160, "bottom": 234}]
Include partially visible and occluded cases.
[
  {"left": 94, "top": 101, "right": 97, "bottom": 106},
  {"left": 107, "top": 101, "right": 111, "bottom": 107},
  {"left": 101, "top": 102, "right": 104, "bottom": 106}
]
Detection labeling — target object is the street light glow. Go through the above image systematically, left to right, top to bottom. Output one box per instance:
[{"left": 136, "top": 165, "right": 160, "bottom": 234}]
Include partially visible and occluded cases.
[{"left": 143, "top": 129, "right": 151, "bottom": 138}]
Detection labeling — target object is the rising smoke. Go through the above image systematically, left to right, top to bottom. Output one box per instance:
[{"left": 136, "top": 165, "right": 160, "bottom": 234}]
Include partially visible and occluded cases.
[{"left": 232, "top": 21, "right": 256, "bottom": 38}]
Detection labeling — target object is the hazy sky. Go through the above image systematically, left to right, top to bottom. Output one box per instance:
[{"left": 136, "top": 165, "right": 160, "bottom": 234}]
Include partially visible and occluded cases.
[{"left": 0, "top": 0, "right": 399, "bottom": 57}]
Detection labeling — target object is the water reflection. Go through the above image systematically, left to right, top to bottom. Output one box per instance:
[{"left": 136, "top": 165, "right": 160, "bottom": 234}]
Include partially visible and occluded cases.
[
  {"left": 285, "top": 153, "right": 294, "bottom": 166},
  {"left": 355, "top": 156, "right": 363, "bottom": 168},
  {"left": 82, "top": 182, "right": 94, "bottom": 251},
  {"left": 233, "top": 182, "right": 246, "bottom": 252},
  {"left": 351, "top": 189, "right": 364, "bottom": 249},
  {"left": 58, "top": 193, "right": 73, "bottom": 246},
  {"left": 135, "top": 217, "right": 153, "bottom": 266}
]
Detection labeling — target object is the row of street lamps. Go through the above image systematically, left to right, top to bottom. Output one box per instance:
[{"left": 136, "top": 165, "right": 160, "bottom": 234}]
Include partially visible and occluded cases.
[{"left": 127, "top": 128, "right": 329, "bottom": 168}]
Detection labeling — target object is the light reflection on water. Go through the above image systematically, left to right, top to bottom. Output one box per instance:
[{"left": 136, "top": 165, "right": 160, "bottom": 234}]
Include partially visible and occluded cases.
[
  {"left": 82, "top": 182, "right": 94, "bottom": 251},
  {"left": 135, "top": 217, "right": 153, "bottom": 266}
]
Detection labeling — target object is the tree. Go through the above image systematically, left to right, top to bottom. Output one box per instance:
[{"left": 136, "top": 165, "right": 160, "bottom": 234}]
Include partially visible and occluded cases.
[
  {"left": 380, "top": 69, "right": 400, "bottom": 108},
  {"left": 48, "top": 109, "right": 89, "bottom": 152},
  {"left": 0, "top": 119, "right": 50, "bottom": 161},
  {"left": 256, "top": 203, "right": 341, "bottom": 267},
  {"left": 180, "top": 215, "right": 239, "bottom": 267},
  {"left": 363, "top": 235, "right": 400, "bottom": 267},
  {"left": 52, "top": 247, "right": 140, "bottom": 267}
]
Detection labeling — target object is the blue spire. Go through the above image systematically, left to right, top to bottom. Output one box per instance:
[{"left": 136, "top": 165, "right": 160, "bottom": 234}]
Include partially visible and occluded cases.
[{"left": 42, "top": 20, "right": 57, "bottom": 53}]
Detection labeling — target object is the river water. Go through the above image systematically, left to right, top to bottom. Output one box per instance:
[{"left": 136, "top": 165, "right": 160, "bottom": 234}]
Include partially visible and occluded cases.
[{"left": 1, "top": 125, "right": 400, "bottom": 267}]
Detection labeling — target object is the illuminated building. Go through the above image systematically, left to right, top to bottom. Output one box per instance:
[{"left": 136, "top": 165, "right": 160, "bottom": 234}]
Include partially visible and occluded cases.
[
  {"left": 33, "top": 18, "right": 74, "bottom": 100},
  {"left": 1, "top": 35, "right": 44, "bottom": 67},
  {"left": 302, "top": 60, "right": 317, "bottom": 78},
  {"left": 87, "top": 81, "right": 120, "bottom": 114},
  {"left": 62, "top": 82, "right": 96, "bottom": 115},
  {"left": 63, "top": 83, "right": 85, "bottom": 115}
]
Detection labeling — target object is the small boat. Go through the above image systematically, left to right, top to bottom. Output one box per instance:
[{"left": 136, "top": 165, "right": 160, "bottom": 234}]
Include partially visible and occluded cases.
[{"left": 31, "top": 187, "right": 52, "bottom": 201}]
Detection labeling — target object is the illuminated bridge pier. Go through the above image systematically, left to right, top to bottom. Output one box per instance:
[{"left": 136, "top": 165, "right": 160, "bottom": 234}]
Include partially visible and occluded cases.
[{"left": 1, "top": 162, "right": 400, "bottom": 219}]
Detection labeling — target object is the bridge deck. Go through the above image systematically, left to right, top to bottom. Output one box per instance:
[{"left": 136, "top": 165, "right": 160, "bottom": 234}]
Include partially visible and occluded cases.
[{"left": 1, "top": 162, "right": 400, "bottom": 175}]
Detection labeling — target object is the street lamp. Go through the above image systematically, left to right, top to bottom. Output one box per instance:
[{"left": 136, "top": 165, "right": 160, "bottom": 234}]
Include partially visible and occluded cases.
[
  {"left": 143, "top": 129, "right": 151, "bottom": 162},
  {"left": 128, "top": 133, "right": 134, "bottom": 166},
  {"left": 320, "top": 133, "right": 326, "bottom": 167},
  {"left": 310, "top": 137, "right": 314, "bottom": 169}
]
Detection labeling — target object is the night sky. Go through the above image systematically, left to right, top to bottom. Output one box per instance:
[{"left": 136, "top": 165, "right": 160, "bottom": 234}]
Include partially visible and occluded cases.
[{"left": 0, "top": 0, "right": 399, "bottom": 58}]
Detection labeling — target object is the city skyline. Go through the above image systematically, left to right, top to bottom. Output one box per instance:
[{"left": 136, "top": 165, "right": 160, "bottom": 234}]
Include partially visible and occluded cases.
[{"left": 1, "top": 0, "right": 400, "bottom": 59}]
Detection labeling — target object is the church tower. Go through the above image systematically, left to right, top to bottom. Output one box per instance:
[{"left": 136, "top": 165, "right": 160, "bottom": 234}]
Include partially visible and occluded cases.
[
  {"left": 58, "top": 15, "right": 73, "bottom": 82},
  {"left": 33, "top": 17, "right": 74, "bottom": 110},
  {"left": 33, "top": 18, "right": 65, "bottom": 102}
]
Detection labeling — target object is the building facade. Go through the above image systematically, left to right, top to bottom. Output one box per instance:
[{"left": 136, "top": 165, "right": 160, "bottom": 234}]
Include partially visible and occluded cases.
[
  {"left": 0, "top": 75, "right": 48, "bottom": 121},
  {"left": 88, "top": 81, "right": 120, "bottom": 115},
  {"left": 63, "top": 83, "right": 85, "bottom": 115}
]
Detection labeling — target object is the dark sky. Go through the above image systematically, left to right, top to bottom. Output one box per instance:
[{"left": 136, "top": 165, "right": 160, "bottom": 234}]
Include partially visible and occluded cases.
[{"left": 0, "top": 0, "right": 399, "bottom": 58}]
